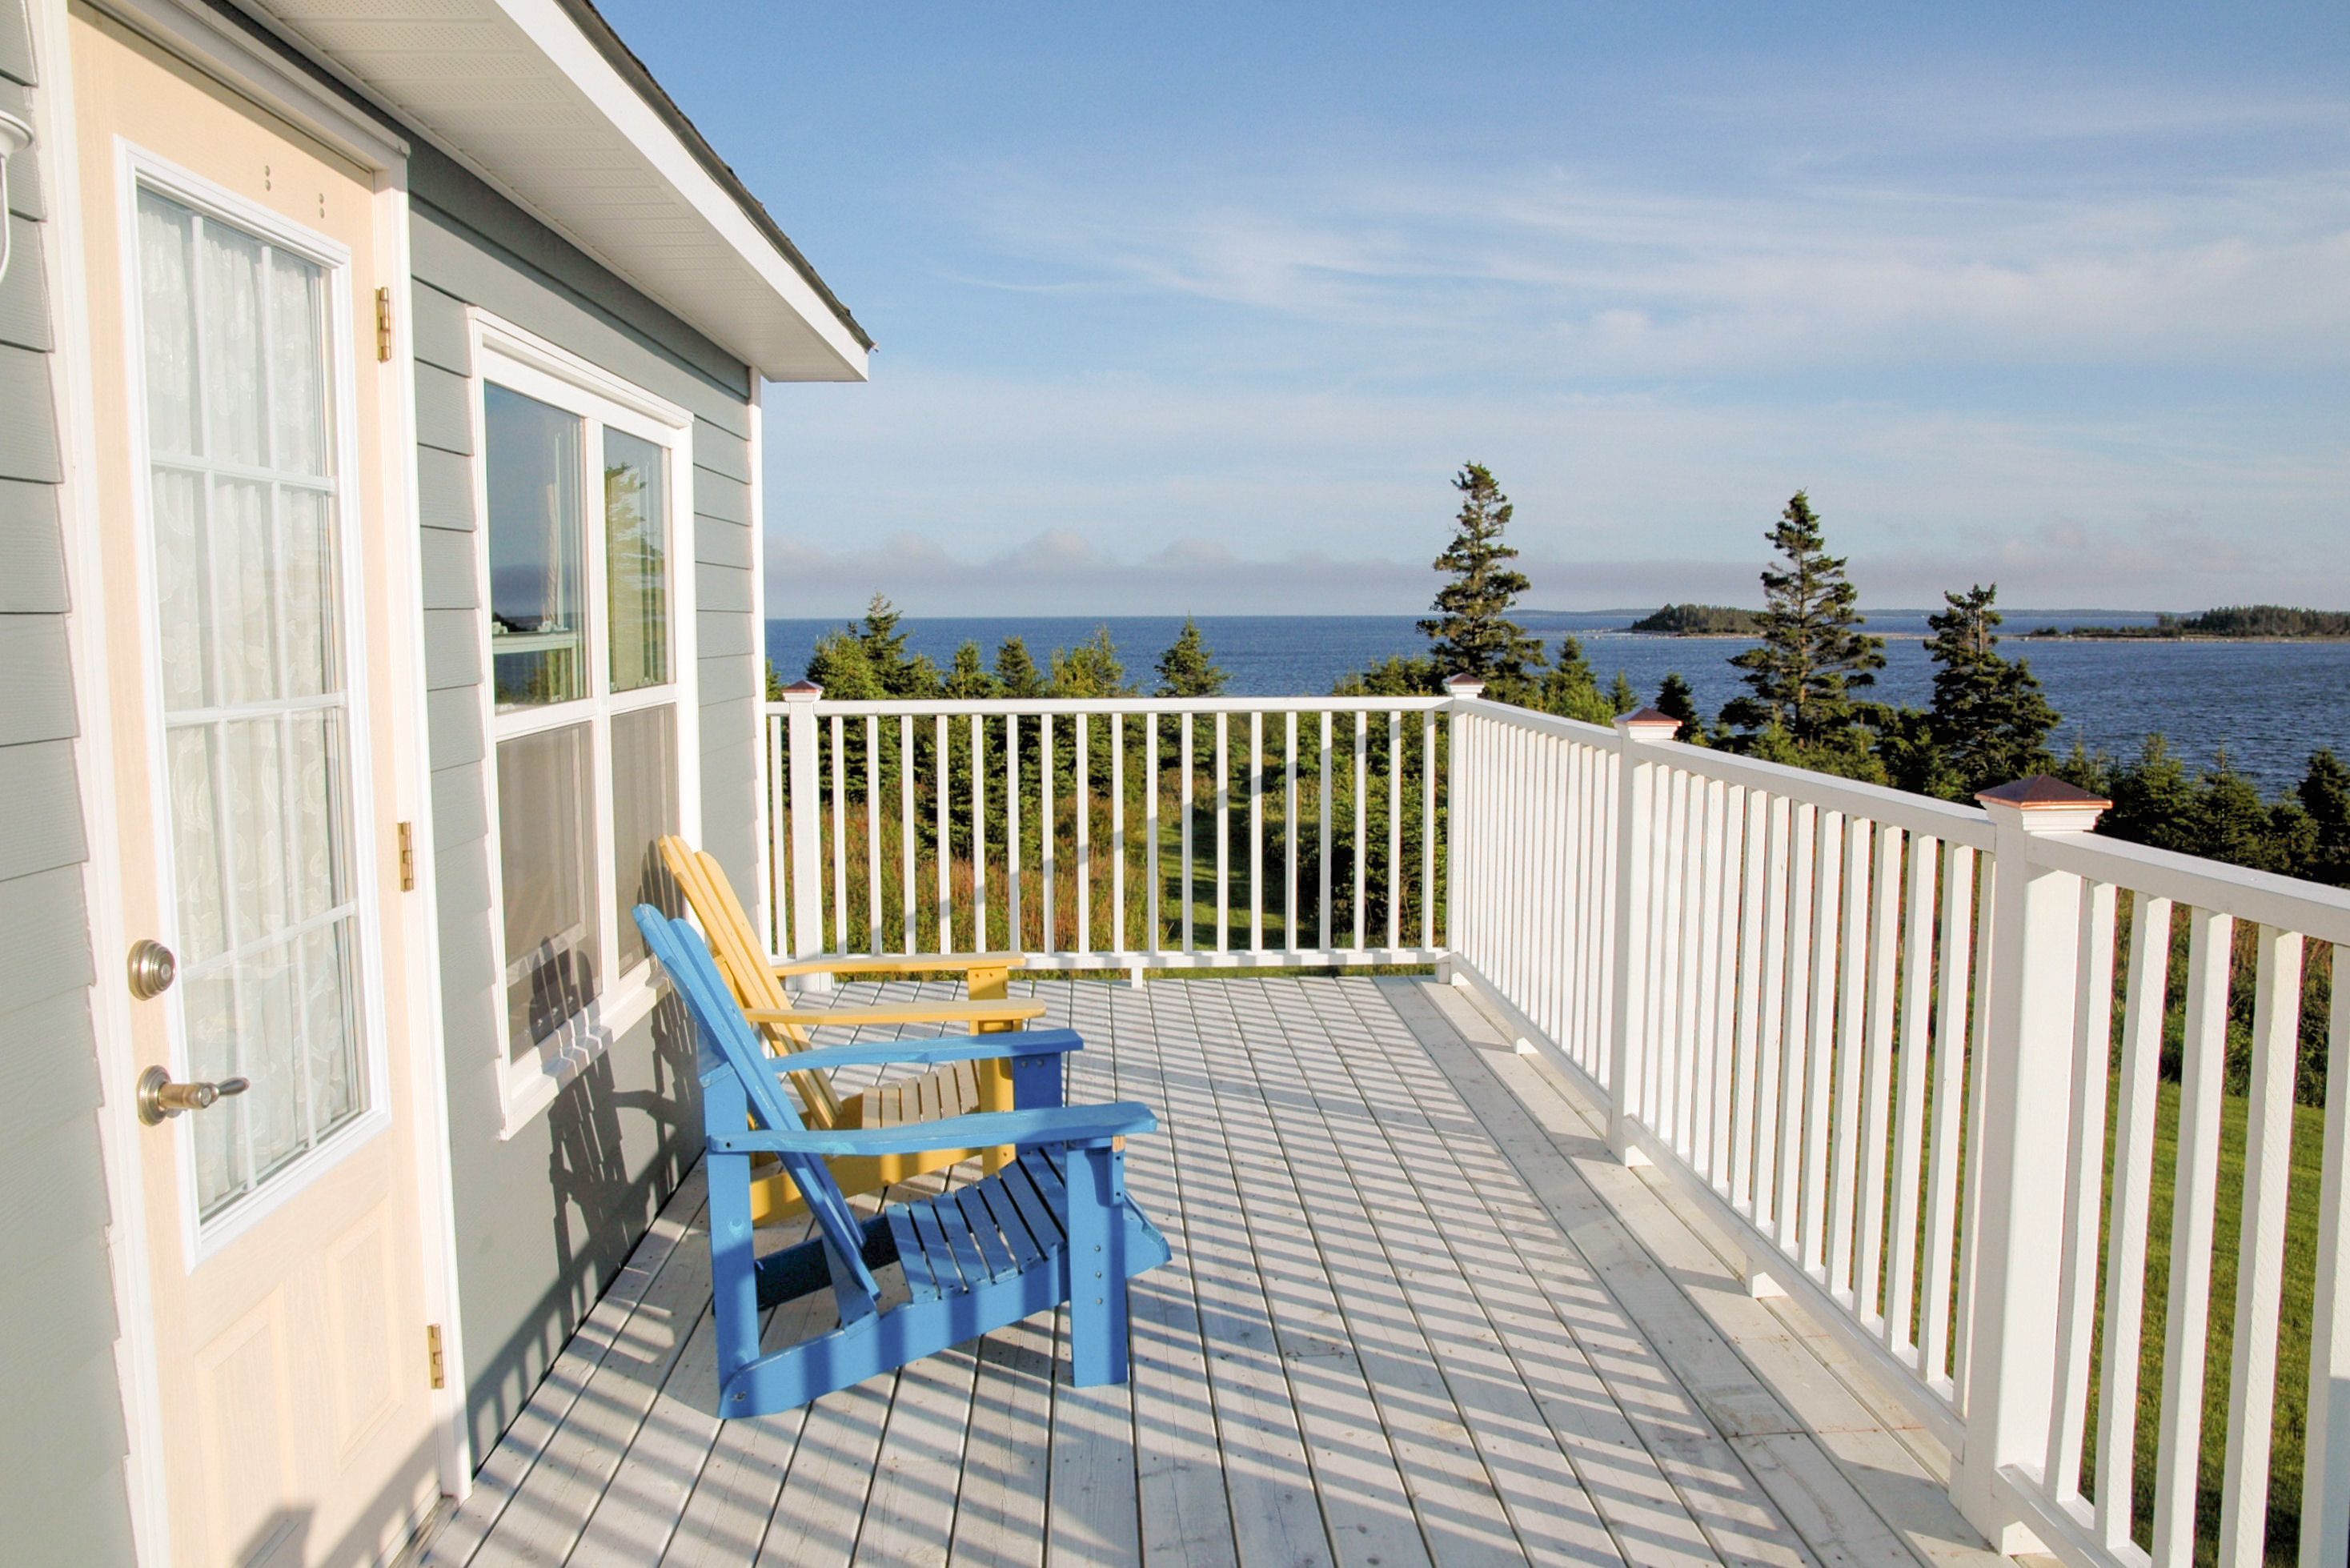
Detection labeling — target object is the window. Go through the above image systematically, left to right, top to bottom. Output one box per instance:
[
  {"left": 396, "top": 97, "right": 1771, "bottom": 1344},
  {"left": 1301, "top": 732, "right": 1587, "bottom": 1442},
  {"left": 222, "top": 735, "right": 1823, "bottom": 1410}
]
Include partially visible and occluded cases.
[
  {"left": 133, "top": 178, "right": 379, "bottom": 1225},
  {"left": 473, "top": 316, "right": 697, "bottom": 1128}
]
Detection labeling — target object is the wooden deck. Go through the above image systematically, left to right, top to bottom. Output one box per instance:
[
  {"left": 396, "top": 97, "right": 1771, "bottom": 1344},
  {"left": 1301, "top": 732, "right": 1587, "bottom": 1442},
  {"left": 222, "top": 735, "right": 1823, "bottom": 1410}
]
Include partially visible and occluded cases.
[{"left": 420, "top": 976, "right": 2030, "bottom": 1568}]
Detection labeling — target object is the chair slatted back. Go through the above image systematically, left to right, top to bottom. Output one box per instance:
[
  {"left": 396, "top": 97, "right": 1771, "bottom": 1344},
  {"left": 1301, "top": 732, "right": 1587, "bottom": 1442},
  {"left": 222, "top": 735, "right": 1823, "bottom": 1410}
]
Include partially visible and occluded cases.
[
  {"left": 656, "top": 836, "right": 847, "bottom": 1126},
  {"left": 634, "top": 905, "right": 880, "bottom": 1309}
]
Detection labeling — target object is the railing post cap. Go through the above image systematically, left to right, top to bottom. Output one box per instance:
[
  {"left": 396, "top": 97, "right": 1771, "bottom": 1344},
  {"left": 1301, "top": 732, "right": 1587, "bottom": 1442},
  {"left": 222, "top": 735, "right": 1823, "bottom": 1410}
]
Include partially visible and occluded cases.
[
  {"left": 1443, "top": 672, "right": 1486, "bottom": 697},
  {"left": 780, "top": 680, "right": 824, "bottom": 701},
  {"left": 1614, "top": 707, "right": 1681, "bottom": 741},
  {"left": 1975, "top": 774, "right": 2110, "bottom": 833}
]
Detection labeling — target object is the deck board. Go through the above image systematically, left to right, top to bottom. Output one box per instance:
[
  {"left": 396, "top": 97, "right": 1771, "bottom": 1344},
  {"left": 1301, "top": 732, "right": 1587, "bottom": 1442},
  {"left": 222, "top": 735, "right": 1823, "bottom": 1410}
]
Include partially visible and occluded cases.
[{"left": 427, "top": 976, "right": 2020, "bottom": 1568}]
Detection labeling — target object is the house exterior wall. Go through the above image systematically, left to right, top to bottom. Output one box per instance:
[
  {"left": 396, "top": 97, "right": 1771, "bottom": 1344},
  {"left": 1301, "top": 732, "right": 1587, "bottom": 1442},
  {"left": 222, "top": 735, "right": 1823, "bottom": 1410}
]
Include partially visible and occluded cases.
[
  {"left": 0, "top": 0, "right": 138, "bottom": 1558},
  {"left": 405, "top": 139, "right": 765, "bottom": 1459}
]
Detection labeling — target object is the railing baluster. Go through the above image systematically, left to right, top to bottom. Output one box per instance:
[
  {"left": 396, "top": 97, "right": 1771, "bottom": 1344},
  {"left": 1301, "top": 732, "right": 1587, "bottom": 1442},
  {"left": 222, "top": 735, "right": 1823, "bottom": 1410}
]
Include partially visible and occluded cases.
[
  {"left": 1422, "top": 708, "right": 1437, "bottom": 950},
  {"left": 767, "top": 710, "right": 788, "bottom": 956},
  {"left": 1353, "top": 710, "right": 1368, "bottom": 952},
  {"left": 1387, "top": 711, "right": 1402, "bottom": 952},
  {"left": 1252, "top": 712, "right": 1265, "bottom": 953},
  {"left": 1287, "top": 712, "right": 1301, "bottom": 955},
  {"left": 1319, "top": 712, "right": 1333, "bottom": 953},
  {"left": 829, "top": 713, "right": 848, "bottom": 954},
  {"left": 1076, "top": 713, "right": 1090, "bottom": 954},
  {"left": 1215, "top": 713, "right": 1230, "bottom": 952},
  {"left": 899, "top": 714, "right": 915, "bottom": 955},
  {"left": 936, "top": 714, "right": 952, "bottom": 953},
  {"left": 972, "top": 714, "right": 987, "bottom": 949},
  {"left": 1111, "top": 714, "right": 1125, "bottom": 956},
  {"left": 1042, "top": 715, "right": 1057, "bottom": 955},
  {"left": 864, "top": 716, "right": 882, "bottom": 953},
  {"left": 1005, "top": 716, "right": 1021, "bottom": 952},
  {"left": 1145, "top": 716, "right": 1160, "bottom": 954},
  {"left": 1181, "top": 717, "right": 1195, "bottom": 953},
  {"left": 1653, "top": 768, "right": 1689, "bottom": 1137},
  {"left": 1693, "top": 777, "right": 1727, "bottom": 1177},
  {"left": 1706, "top": 781, "right": 1746, "bottom": 1188},
  {"left": 1747, "top": 795, "right": 1791, "bottom": 1226},
  {"left": 1771, "top": 801, "right": 1818, "bottom": 1247},
  {"left": 1800, "top": 809, "right": 1843, "bottom": 1271},
  {"left": 1827, "top": 816, "right": 1872, "bottom": 1290},
  {"left": 1855, "top": 822, "right": 1903, "bottom": 1323},
  {"left": 1887, "top": 832, "right": 1939, "bottom": 1354},
  {"left": 1922, "top": 842, "right": 1976, "bottom": 1389},
  {"left": 2047, "top": 880, "right": 2119, "bottom": 1502},
  {"left": 2095, "top": 893, "right": 2171, "bottom": 1553},
  {"left": 2152, "top": 908, "right": 2235, "bottom": 1564},
  {"left": 2216, "top": 926, "right": 2304, "bottom": 1566},
  {"left": 2304, "top": 944, "right": 2350, "bottom": 1568}
]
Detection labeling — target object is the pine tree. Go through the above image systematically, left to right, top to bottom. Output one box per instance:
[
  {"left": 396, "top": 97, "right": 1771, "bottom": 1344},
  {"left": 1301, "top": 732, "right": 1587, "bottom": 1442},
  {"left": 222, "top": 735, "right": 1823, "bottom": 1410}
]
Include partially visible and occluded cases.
[
  {"left": 1419, "top": 463, "right": 1547, "bottom": 687},
  {"left": 1719, "top": 491, "right": 1884, "bottom": 750},
  {"left": 1923, "top": 583, "right": 2059, "bottom": 796},
  {"left": 851, "top": 592, "right": 940, "bottom": 697},
  {"left": 1155, "top": 617, "right": 1230, "bottom": 697},
  {"left": 1049, "top": 626, "right": 1133, "bottom": 697},
  {"left": 993, "top": 636, "right": 1045, "bottom": 697},
  {"left": 1526, "top": 636, "right": 1612, "bottom": 724},
  {"left": 942, "top": 640, "right": 1001, "bottom": 700},
  {"left": 1608, "top": 672, "right": 1639, "bottom": 716},
  {"left": 1655, "top": 672, "right": 1705, "bottom": 743},
  {"left": 2296, "top": 748, "right": 2350, "bottom": 885}
]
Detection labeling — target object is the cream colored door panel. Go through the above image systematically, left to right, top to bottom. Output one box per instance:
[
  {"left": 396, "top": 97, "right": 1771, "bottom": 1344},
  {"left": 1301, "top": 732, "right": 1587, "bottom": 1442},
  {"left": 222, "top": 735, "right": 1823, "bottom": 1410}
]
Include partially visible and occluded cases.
[{"left": 72, "top": 8, "right": 439, "bottom": 1563}]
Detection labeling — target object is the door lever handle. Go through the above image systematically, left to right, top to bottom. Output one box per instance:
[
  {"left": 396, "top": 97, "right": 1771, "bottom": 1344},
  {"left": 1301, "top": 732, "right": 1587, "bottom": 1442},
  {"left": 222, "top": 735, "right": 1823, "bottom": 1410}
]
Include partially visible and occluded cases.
[{"left": 138, "top": 1066, "right": 251, "bottom": 1125}]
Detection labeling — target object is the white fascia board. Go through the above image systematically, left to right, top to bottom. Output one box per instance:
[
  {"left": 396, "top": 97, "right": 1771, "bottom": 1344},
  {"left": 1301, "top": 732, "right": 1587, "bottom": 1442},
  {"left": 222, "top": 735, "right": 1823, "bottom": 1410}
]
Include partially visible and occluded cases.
[{"left": 491, "top": 0, "right": 868, "bottom": 383}]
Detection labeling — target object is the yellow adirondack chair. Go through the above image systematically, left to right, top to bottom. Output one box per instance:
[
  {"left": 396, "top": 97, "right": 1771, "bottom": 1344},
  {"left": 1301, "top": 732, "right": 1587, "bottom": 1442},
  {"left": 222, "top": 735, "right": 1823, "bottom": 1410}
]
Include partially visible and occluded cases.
[{"left": 656, "top": 836, "right": 1039, "bottom": 1221}]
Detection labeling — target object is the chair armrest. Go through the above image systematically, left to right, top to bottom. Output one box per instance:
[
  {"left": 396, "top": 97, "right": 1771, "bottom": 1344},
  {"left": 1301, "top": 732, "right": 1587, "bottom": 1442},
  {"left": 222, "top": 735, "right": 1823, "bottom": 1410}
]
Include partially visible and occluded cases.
[
  {"left": 771, "top": 952, "right": 1027, "bottom": 979},
  {"left": 746, "top": 1000, "right": 1046, "bottom": 1029},
  {"left": 761, "top": 1027, "right": 1083, "bottom": 1077},
  {"left": 710, "top": 1101, "right": 1156, "bottom": 1157}
]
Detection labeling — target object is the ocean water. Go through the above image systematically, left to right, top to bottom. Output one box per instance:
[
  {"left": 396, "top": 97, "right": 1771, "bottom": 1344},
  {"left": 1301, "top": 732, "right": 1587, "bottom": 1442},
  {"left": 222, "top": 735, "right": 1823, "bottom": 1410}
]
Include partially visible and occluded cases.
[{"left": 767, "top": 612, "right": 2350, "bottom": 795}]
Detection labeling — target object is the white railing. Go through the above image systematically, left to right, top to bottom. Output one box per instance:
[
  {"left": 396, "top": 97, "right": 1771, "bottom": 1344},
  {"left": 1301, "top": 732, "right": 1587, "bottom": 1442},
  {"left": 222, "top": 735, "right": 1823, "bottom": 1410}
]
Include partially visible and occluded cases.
[
  {"left": 756, "top": 679, "right": 2350, "bottom": 1566},
  {"left": 760, "top": 688, "right": 1447, "bottom": 974},
  {"left": 1446, "top": 696, "right": 2350, "bottom": 1568}
]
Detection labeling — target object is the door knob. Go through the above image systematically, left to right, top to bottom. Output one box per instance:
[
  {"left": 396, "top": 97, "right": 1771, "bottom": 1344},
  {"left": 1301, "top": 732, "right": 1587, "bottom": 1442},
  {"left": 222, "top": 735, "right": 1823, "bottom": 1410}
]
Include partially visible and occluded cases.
[
  {"left": 127, "top": 939, "right": 177, "bottom": 1001},
  {"left": 137, "top": 1065, "right": 250, "bottom": 1125}
]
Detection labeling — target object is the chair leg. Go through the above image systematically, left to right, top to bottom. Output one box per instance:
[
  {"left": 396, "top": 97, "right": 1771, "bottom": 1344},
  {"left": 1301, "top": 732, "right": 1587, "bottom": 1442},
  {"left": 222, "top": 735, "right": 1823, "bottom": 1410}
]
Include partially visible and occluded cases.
[
  {"left": 1065, "top": 1142, "right": 1129, "bottom": 1386},
  {"left": 706, "top": 1148, "right": 764, "bottom": 1405}
]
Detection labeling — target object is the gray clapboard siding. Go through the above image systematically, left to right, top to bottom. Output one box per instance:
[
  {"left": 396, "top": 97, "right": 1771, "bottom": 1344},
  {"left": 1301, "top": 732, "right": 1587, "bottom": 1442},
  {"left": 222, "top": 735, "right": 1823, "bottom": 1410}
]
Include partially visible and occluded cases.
[
  {"left": 0, "top": 0, "right": 31, "bottom": 85},
  {"left": 409, "top": 144, "right": 755, "bottom": 1466},
  {"left": 0, "top": 215, "right": 50, "bottom": 351},
  {"left": 0, "top": 342, "right": 59, "bottom": 482},
  {"left": 0, "top": 477, "right": 66, "bottom": 612},
  {"left": 692, "top": 514, "right": 752, "bottom": 570},
  {"left": 694, "top": 560, "right": 752, "bottom": 615},
  {"left": 0, "top": 613, "right": 74, "bottom": 744},
  {"left": 695, "top": 648, "right": 759, "bottom": 704},
  {"left": 0, "top": 736, "right": 83, "bottom": 879},
  {"left": 0, "top": 863, "right": 94, "bottom": 1001},
  {"left": 0, "top": 988, "right": 101, "bottom": 1134}
]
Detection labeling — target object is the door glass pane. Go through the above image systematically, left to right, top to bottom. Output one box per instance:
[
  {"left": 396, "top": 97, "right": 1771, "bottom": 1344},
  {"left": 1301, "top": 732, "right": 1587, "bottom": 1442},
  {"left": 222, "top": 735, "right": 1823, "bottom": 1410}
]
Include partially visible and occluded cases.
[
  {"left": 135, "top": 186, "right": 367, "bottom": 1222},
  {"left": 486, "top": 385, "right": 585, "bottom": 709},
  {"left": 604, "top": 429, "right": 668, "bottom": 693},
  {"left": 610, "top": 704, "right": 679, "bottom": 972},
  {"left": 498, "top": 723, "right": 600, "bottom": 1054}
]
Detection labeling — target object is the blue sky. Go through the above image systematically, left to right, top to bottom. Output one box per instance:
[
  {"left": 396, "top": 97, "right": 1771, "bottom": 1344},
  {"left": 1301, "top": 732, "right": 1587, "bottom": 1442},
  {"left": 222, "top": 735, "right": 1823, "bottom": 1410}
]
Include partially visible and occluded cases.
[{"left": 597, "top": 1, "right": 2348, "bottom": 616}]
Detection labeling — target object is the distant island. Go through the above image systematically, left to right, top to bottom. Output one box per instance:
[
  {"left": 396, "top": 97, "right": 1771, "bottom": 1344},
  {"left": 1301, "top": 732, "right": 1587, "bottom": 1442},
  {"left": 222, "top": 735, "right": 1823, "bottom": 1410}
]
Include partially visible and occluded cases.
[
  {"left": 1625, "top": 603, "right": 1762, "bottom": 636},
  {"left": 2024, "top": 605, "right": 2350, "bottom": 640}
]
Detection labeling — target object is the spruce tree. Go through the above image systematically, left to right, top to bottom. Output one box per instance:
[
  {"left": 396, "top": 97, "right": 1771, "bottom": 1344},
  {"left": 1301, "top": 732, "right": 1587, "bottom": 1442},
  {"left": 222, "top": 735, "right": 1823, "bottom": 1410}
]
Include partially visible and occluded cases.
[
  {"left": 1419, "top": 463, "right": 1547, "bottom": 687},
  {"left": 1719, "top": 491, "right": 1884, "bottom": 751},
  {"left": 1923, "top": 583, "right": 2059, "bottom": 796},
  {"left": 852, "top": 592, "right": 940, "bottom": 697},
  {"left": 1155, "top": 617, "right": 1230, "bottom": 697},
  {"left": 1049, "top": 626, "right": 1133, "bottom": 697},
  {"left": 993, "top": 636, "right": 1045, "bottom": 697},
  {"left": 943, "top": 640, "right": 1001, "bottom": 700},
  {"left": 1655, "top": 672, "right": 1705, "bottom": 743}
]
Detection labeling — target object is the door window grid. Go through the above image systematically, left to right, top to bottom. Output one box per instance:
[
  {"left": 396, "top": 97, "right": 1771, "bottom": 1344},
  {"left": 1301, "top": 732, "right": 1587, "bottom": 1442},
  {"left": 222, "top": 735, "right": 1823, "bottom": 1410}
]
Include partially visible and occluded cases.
[
  {"left": 137, "top": 186, "right": 366, "bottom": 1219},
  {"left": 476, "top": 347, "right": 690, "bottom": 1094}
]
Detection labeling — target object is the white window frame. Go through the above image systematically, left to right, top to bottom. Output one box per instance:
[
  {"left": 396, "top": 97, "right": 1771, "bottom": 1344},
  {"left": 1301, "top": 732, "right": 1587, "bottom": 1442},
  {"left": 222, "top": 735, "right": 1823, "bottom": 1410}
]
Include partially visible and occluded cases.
[
  {"left": 114, "top": 144, "right": 396, "bottom": 1261},
  {"left": 467, "top": 310, "right": 701, "bottom": 1135}
]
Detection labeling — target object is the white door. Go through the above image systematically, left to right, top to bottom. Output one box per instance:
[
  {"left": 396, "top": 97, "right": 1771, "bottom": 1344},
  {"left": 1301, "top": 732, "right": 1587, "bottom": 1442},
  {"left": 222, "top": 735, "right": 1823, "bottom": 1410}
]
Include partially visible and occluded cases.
[{"left": 72, "top": 11, "right": 442, "bottom": 1564}]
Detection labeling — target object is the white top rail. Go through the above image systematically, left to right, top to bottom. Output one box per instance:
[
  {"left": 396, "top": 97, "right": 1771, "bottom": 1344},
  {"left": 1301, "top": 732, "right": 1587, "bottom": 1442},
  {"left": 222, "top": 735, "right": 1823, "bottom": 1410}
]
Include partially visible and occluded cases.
[
  {"left": 769, "top": 695, "right": 1450, "bottom": 718},
  {"left": 1457, "top": 697, "right": 1999, "bottom": 849},
  {"left": 2035, "top": 828, "right": 2350, "bottom": 945}
]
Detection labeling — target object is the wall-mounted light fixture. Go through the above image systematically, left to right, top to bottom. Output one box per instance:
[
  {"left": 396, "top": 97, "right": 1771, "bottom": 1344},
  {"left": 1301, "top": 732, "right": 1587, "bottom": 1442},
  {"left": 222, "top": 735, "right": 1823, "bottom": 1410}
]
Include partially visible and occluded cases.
[{"left": 0, "top": 108, "right": 32, "bottom": 287}]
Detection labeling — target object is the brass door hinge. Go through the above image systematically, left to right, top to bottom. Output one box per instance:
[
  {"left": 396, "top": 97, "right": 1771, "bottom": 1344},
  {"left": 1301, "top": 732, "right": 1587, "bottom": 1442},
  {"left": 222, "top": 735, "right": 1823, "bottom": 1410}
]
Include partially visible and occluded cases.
[
  {"left": 375, "top": 287, "right": 393, "bottom": 363},
  {"left": 397, "top": 820, "right": 416, "bottom": 892},
  {"left": 427, "top": 1323, "right": 447, "bottom": 1390}
]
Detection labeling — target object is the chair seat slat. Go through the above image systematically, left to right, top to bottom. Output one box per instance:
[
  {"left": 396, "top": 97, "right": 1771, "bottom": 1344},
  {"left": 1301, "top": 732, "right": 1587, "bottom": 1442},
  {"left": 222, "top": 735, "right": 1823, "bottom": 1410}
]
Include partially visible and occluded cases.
[{"left": 954, "top": 1187, "right": 1020, "bottom": 1281}]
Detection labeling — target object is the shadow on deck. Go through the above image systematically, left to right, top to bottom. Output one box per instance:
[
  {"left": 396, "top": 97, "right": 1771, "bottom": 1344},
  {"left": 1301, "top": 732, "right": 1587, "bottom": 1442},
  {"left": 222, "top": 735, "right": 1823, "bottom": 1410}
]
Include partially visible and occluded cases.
[{"left": 421, "top": 976, "right": 2025, "bottom": 1567}]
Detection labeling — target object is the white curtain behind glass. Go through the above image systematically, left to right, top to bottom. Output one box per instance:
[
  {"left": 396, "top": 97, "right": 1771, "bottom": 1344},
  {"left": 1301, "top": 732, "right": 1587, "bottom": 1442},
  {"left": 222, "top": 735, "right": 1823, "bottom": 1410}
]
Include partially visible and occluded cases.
[{"left": 138, "top": 188, "right": 364, "bottom": 1219}]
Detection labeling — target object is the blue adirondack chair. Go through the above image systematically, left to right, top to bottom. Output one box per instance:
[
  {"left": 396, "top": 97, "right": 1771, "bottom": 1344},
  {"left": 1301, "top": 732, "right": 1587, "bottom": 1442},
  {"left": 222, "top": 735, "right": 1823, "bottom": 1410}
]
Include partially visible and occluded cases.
[{"left": 634, "top": 906, "right": 1172, "bottom": 1414}]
